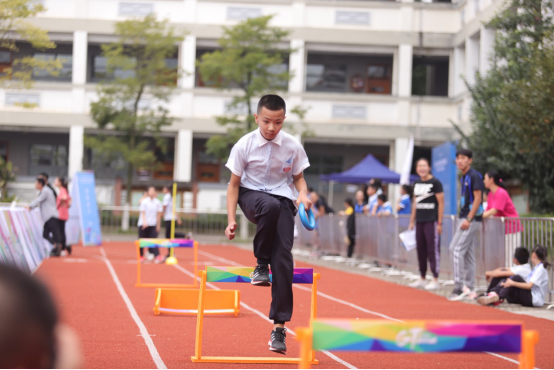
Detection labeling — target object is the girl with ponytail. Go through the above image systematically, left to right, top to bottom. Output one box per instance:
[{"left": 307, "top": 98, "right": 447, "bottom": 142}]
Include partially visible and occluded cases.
[{"left": 483, "top": 170, "right": 522, "bottom": 266}]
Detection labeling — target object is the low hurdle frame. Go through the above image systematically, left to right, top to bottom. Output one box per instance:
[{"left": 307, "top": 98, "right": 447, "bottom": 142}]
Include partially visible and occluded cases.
[
  {"left": 135, "top": 238, "right": 198, "bottom": 288},
  {"left": 191, "top": 266, "right": 320, "bottom": 365},
  {"left": 153, "top": 288, "right": 240, "bottom": 316},
  {"left": 296, "top": 319, "right": 539, "bottom": 369}
]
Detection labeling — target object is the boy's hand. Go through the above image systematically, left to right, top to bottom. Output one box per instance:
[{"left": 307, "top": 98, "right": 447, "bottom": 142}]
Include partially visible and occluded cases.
[
  {"left": 296, "top": 194, "right": 312, "bottom": 211},
  {"left": 225, "top": 222, "right": 237, "bottom": 240}
]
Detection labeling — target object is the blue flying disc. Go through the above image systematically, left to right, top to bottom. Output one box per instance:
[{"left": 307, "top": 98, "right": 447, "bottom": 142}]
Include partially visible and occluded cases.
[{"left": 299, "top": 203, "right": 315, "bottom": 231}]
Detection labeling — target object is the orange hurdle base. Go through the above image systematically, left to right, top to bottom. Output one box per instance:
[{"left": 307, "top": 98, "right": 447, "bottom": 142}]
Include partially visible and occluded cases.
[
  {"left": 136, "top": 283, "right": 197, "bottom": 288},
  {"left": 191, "top": 356, "right": 319, "bottom": 364}
]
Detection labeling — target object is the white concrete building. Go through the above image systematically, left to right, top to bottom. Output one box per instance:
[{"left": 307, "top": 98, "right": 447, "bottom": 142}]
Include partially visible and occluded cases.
[{"left": 0, "top": 0, "right": 501, "bottom": 210}]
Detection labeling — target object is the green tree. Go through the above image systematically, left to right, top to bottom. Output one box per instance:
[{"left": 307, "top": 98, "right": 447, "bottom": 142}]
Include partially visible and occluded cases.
[
  {"left": 0, "top": 0, "right": 61, "bottom": 90},
  {"left": 454, "top": 0, "right": 554, "bottom": 213},
  {"left": 85, "top": 15, "right": 185, "bottom": 204},
  {"left": 197, "top": 15, "right": 310, "bottom": 161},
  {"left": 0, "top": 157, "right": 16, "bottom": 201}
]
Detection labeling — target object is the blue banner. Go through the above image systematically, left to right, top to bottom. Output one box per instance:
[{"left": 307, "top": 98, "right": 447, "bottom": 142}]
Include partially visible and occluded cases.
[
  {"left": 432, "top": 142, "right": 458, "bottom": 215},
  {"left": 75, "top": 172, "right": 102, "bottom": 246}
]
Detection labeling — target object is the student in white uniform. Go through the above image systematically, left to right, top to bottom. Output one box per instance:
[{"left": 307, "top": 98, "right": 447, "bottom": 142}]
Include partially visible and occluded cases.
[
  {"left": 139, "top": 186, "right": 163, "bottom": 263},
  {"left": 478, "top": 245, "right": 550, "bottom": 307},
  {"left": 481, "top": 247, "right": 532, "bottom": 298}
]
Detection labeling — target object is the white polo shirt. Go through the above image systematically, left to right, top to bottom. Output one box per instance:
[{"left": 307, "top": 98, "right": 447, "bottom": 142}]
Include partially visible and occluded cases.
[
  {"left": 225, "top": 128, "right": 310, "bottom": 201},
  {"left": 162, "top": 193, "right": 175, "bottom": 221},
  {"left": 140, "top": 196, "right": 163, "bottom": 227}
]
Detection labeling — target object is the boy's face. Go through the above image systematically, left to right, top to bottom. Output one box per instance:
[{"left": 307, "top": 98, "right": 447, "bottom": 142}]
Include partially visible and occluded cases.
[
  {"left": 254, "top": 107, "right": 285, "bottom": 141},
  {"left": 455, "top": 155, "right": 472, "bottom": 171},
  {"left": 377, "top": 199, "right": 384, "bottom": 206}
]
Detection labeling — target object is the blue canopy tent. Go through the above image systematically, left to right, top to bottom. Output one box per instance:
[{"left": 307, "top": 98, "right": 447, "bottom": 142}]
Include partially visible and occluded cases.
[
  {"left": 319, "top": 154, "right": 418, "bottom": 206},
  {"left": 320, "top": 154, "right": 418, "bottom": 184}
]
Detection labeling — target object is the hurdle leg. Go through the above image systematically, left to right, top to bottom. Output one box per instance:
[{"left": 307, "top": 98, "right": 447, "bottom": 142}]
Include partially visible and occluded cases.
[
  {"left": 136, "top": 242, "right": 142, "bottom": 287},
  {"left": 193, "top": 242, "right": 199, "bottom": 287},
  {"left": 193, "top": 270, "right": 207, "bottom": 361},
  {"left": 309, "top": 273, "right": 320, "bottom": 363},
  {"left": 153, "top": 288, "right": 161, "bottom": 316},
  {"left": 296, "top": 328, "right": 313, "bottom": 369},
  {"left": 519, "top": 330, "right": 539, "bottom": 369}
]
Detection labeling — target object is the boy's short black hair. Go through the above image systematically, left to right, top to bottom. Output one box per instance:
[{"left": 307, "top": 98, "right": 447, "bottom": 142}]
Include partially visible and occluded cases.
[
  {"left": 257, "top": 94, "right": 286, "bottom": 114},
  {"left": 456, "top": 148, "right": 473, "bottom": 158},
  {"left": 38, "top": 172, "right": 49, "bottom": 180},
  {"left": 36, "top": 178, "right": 45, "bottom": 187},
  {"left": 377, "top": 194, "right": 387, "bottom": 202},
  {"left": 514, "top": 247, "right": 530, "bottom": 265}
]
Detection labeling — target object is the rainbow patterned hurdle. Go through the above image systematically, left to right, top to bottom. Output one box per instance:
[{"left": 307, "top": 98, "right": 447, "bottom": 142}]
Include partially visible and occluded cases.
[
  {"left": 138, "top": 239, "right": 194, "bottom": 248},
  {"left": 206, "top": 266, "right": 314, "bottom": 284},
  {"left": 311, "top": 320, "right": 522, "bottom": 353}
]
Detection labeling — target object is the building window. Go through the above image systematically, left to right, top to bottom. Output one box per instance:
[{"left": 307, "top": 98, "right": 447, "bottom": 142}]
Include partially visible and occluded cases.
[
  {"left": 0, "top": 50, "right": 12, "bottom": 76},
  {"left": 33, "top": 53, "right": 73, "bottom": 81},
  {"left": 306, "top": 53, "right": 392, "bottom": 94},
  {"left": 92, "top": 56, "right": 136, "bottom": 82},
  {"left": 411, "top": 56, "right": 449, "bottom": 97},
  {"left": 0, "top": 142, "right": 8, "bottom": 161},
  {"left": 29, "top": 144, "right": 68, "bottom": 176},
  {"left": 196, "top": 151, "right": 220, "bottom": 182},
  {"left": 304, "top": 155, "right": 343, "bottom": 175}
]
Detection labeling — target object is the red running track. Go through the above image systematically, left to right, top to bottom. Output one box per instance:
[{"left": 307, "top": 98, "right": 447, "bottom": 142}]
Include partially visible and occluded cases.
[{"left": 36, "top": 242, "right": 554, "bottom": 369}]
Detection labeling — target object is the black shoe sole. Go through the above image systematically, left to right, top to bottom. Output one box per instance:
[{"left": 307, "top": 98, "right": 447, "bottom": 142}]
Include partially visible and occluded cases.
[
  {"left": 251, "top": 280, "right": 271, "bottom": 287},
  {"left": 268, "top": 342, "right": 286, "bottom": 355}
]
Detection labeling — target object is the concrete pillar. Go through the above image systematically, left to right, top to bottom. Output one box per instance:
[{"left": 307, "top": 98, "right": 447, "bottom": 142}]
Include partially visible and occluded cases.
[
  {"left": 479, "top": 26, "right": 495, "bottom": 75},
  {"left": 72, "top": 31, "right": 88, "bottom": 113},
  {"left": 179, "top": 35, "right": 196, "bottom": 90},
  {"left": 465, "top": 36, "right": 479, "bottom": 86},
  {"left": 289, "top": 39, "right": 306, "bottom": 94},
  {"left": 397, "top": 44, "right": 413, "bottom": 98},
  {"left": 451, "top": 45, "right": 465, "bottom": 97},
  {"left": 68, "top": 126, "right": 84, "bottom": 180},
  {"left": 174, "top": 129, "right": 193, "bottom": 182},
  {"left": 392, "top": 137, "right": 410, "bottom": 207}
]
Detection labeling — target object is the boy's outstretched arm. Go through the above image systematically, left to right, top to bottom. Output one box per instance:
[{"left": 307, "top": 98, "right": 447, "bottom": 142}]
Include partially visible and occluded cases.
[
  {"left": 225, "top": 173, "right": 241, "bottom": 240},
  {"left": 293, "top": 173, "right": 312, "bottom": 210}
]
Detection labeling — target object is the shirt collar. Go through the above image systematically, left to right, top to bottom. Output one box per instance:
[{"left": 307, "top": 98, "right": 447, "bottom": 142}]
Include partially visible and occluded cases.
[{"left": 256, "top": 128, "right": 282, "bottom": 147}]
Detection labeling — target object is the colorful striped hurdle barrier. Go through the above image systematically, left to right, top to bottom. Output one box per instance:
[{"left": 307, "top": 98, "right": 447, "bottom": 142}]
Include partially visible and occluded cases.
[
  {"left": 135, "top": 239, "right": 198, "bottom": 288},
  {"left": 191, "top": 266, "right": 320, "bottom": 365},
  {"left": 153, "top": 288, "right": 240, "bottom": 317},
  {"left": 295, "top": 320, "right": 539, "bottom": 369}
]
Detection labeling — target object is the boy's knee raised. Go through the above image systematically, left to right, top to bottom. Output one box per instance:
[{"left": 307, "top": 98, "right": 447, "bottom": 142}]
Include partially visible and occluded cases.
[{"left": 262, "top": 199, "right": 281, "bottom": 218}]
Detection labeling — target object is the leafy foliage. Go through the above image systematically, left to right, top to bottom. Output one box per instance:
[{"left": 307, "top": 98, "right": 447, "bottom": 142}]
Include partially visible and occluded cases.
[
  {"left": 0, "top": 0, "right": 61, "bottom": 89},
  {"left": 454, "top": 0, "right": 554, "bottom": 213},
  {"left": 86, "top": 15, "right": 185, "bottom": 202},
  {"left": 197, "top": 15, "right": 310, "bottom": 161},
  {"left": 0, "top": 156, "right": 17, "bottom": 201}
]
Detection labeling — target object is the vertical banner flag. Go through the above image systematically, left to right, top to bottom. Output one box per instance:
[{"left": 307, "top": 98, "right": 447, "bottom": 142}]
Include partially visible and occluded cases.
[
  {"left": 400, "top": 136, "right": 414, "bottom": 185},
  {"left": 432, "top": 142, "right": 458, "bottom": 215},
  {"left": 67, "top": 172, "right": 102, "bottom": 246}
]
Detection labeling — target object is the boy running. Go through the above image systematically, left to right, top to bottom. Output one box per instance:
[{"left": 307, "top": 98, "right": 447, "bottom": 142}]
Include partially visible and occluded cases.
[{"left": 225, "top": 95, "right": 311, "bottom": 355}]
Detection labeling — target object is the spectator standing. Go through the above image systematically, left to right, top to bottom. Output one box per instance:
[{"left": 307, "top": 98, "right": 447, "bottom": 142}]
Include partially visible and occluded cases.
[
  {"left": 448, "top": 149, "right": 484, "bottom": 301},
  {"left": 409, "top": 158, "right": 444, "bottom": 291},
  {"left": 483, "top": 170, "right": 522, "bottom": 267},
  {"left": 38, "top": 172, "right": 57, "bottom": 199},
  {"left": 54, "top": 177, "right": 72, "bottom": 255},
  {"left": 27, "top": 178, "right": 62, "bottom": 257},
  {"left": 364, "top": 180, "right": 383, "bottom": 216},
  {"left": 397, "top": 184, "right": 412, "bottom": 215},
  {"left": 162, "top": 185, "right": 184, "bottom": 259},
  {"left": 140, "top": 186, "right": 163, "bottom": 263},
  {"left": 354, "top": 190, "right": 365, "bottom": 214},
  {"left": 310, "top": 191, "right": 334, "bottom": 218},
  {"left": 375, "top": 194, "right": 392, "bottom": 215},
  {"left": 339, "top": 198, "right": 356, "bottom": 258},
  {"left": 477, "top": 245, "right": 550, "bottom": 308}
]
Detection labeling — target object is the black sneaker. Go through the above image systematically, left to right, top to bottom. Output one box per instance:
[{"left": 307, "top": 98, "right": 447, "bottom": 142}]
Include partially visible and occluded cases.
[
  {"left": 67, "top": 245, "right": 72, "bottom": 255},
  {"left": 250, "top": 264, "right": 270, "bottom": 286},
  {"left": 268, "top": 327, "right": 287, "bottom": 355}
]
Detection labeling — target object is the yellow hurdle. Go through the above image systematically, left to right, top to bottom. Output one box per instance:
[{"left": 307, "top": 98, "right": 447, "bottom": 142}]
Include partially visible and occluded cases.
[
  {"left": 191, "top": 266, "right": 320, "bottom": 365},
  {"left": 153, "top": 288, "right": 240, "bottom": 316}
]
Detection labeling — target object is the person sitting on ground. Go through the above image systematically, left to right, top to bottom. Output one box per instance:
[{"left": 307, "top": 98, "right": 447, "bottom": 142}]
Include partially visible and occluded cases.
[
  {"left": 397, "top": 184, "right": 412, "bottom": 215},
  {"left": 375, "top": 194, "right": 392, "bottom": 216},
  {"left": 477, "top": 245, "right": 550, "bottom": 308},
  {"left": 482, "top": 247, "right": 531, "bottom": 298},
  {"left": 0, "top": 263, "right": 81, "bottom": 369}
]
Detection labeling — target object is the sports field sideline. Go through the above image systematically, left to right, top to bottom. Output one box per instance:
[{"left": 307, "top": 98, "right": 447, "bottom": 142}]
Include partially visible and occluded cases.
[{"left": 37, "top": 241, "right": 554, "bottom": 369}]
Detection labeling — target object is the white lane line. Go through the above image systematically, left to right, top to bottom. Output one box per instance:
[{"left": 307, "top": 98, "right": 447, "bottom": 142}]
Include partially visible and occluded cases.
[
  {"left": 99, "top": 248, "right": 167, "bottom": 369},
  {"left": 196, "top": 248, "right": 525, "bottom": 367},
  {"left": 172, "top": 264, "right": 357, "bottom": 369}
]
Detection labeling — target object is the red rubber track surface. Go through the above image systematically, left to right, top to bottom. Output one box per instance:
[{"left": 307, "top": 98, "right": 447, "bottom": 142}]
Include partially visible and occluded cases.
[{"left": 36, "top": 242, "right": 554, "bottom": 369}]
